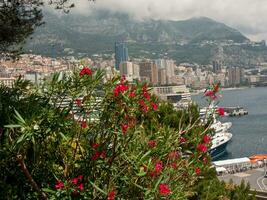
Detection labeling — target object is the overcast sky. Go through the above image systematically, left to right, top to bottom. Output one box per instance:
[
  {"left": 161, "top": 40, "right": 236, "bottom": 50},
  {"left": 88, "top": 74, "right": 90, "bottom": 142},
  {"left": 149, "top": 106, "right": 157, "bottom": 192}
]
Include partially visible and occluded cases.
[{"left": 52, "top": 0, "right": 267, "bottom": 41}]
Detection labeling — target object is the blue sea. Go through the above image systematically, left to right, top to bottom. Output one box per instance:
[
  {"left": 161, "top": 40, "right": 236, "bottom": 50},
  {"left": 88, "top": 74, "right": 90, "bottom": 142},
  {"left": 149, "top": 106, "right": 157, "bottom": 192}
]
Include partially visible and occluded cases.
[{"left": 193, "top": 87, "right": 267, "bottom": 160}]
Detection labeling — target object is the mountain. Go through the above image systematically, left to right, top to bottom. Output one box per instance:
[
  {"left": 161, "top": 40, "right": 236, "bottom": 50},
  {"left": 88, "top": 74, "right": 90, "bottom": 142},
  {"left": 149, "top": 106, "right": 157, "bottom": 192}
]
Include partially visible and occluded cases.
[{"left": 25, "top": 11, "right": 262, "bottom": 65}]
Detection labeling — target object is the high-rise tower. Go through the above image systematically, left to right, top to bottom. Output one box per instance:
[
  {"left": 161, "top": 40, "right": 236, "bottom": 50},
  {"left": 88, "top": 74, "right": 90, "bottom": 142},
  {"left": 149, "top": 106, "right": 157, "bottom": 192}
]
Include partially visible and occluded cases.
[{"left": 115, "top": 42, "right": 128, "bottom": 70}]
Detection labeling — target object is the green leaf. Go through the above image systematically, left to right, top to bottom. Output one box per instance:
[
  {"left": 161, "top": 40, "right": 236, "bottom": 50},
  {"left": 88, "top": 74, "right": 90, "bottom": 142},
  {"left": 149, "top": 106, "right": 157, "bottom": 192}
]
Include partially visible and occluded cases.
[
  {"left": 14, "top": 109, "right": 26, "bottom": 124},
  {"left": 4, "top": 124, "right": 21, "bottom": 128},
  {"left": 59, "top": 132, "right": 67, "bottom": 140},
  {"left": 16, "top": 134, "right": 26, "bottom": 144},
  {"left": 140, "top": 150, "right": 151, "bottom": 162},
  {"left": 136, "top": 171, "right": 146, "bottom": 177},
  {"left": 153, "top": 175, "right": 163, "bottom": 192},
  {"left": 89, "top": 181, "right": 107, "bottom": 195},
  {"left": 42, "top": 188, "right": 56, "bottom": 194}
]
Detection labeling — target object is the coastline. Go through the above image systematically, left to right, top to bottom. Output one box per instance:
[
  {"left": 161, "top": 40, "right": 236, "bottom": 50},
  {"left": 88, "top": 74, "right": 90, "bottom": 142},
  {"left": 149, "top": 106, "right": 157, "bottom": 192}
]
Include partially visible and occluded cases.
[{"left": 191, "top": 86, "right": 250, "bottom": 96}]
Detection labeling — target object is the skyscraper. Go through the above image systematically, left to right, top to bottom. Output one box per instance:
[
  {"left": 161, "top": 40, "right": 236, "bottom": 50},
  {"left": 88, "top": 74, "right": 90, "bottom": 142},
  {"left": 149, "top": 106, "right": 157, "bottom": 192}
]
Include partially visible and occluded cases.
[{"left": 115, "top": 42, "right": 128, "bottom": 70}]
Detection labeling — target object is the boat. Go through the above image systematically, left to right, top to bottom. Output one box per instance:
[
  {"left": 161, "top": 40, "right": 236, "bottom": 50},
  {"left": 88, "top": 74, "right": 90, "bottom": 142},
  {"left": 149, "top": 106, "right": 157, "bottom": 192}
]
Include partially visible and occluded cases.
[
  {"left": 208, "top": 118, "right": 232, "bottom": 159},
  {"left": 210, "top": 120, "right": 232, "bottom": 133},
  {"left": 209, "top": 132, "right": 232, "bottom": 159}
]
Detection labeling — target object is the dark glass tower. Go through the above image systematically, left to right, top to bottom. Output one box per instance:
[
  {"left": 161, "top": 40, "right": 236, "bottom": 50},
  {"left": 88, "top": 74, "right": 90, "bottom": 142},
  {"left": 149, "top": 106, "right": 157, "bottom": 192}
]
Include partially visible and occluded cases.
[{"left": 115, "top": 42, "right": 128, "bottom": 70}]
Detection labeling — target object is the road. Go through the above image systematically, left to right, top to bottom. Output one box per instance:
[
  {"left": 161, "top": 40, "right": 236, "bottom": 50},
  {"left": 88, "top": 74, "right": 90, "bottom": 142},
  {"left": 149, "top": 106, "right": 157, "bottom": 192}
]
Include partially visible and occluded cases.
[{"left": 219, "top": 168, "right": 267, "bottom": 191}]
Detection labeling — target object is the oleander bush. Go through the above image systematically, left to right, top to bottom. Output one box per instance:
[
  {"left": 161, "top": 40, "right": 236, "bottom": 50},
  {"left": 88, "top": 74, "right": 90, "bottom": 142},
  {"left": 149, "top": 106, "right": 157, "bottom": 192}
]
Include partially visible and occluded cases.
[{"left": 0, "top": 66, "right": 254, "bottom": 199}]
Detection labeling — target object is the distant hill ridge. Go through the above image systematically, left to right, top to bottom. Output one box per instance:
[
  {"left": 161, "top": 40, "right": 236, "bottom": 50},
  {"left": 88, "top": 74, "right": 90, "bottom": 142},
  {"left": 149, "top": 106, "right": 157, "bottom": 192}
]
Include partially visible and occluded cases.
[{"left": 25, "top": 11, "right": 248, "bottom": 56}]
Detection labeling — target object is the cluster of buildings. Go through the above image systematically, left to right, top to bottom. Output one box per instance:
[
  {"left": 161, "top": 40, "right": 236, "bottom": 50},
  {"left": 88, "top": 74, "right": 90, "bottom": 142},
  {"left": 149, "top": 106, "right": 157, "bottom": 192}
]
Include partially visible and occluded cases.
[
  {"left": 1, "top": 41, "right": 267, "bottom": 98},
  {"left": 114, "top": 42, "right": 247, "bottom": 90},
  {"left": 0, "top": 54, "right": 75, "bottom": 86}
]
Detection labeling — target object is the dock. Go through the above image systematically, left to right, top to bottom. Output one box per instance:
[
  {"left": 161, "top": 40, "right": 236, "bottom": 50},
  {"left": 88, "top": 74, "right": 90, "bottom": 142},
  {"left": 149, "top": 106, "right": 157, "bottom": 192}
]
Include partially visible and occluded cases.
[
  {"left": 224, "top": 106, "right": 248, "bottom": 116},
  {"left": 214, "top": 155, "right": 267, "bottom": 199}
]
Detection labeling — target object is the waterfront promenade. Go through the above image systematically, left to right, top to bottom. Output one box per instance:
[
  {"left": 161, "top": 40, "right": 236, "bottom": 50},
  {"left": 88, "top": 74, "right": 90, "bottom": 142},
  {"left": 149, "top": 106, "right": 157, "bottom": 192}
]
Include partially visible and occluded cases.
[{"left": 219, "top": 168, "right": 267, "bottom": 191}]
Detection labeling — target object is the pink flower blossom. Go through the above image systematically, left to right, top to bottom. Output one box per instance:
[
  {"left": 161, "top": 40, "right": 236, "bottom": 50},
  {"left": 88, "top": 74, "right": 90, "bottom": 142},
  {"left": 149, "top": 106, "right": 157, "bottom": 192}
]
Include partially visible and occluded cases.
[
  {"left": 80, "top": 67, "right": 92, "bottom": 77},
  {"left": 113, "top": 83, "right": 129, "bottom": 97},
  {"left": 204, "top": 90, "right": 217, "bottom": 100},
  {"left": 129, "top": 91, "right": 135, "bottom": 98},
  {"left": 75, "top": 99, "right": 82, "bottom": 107},
  {"left": 151, "top": 102, "right": 158, "bottom": 111},
  {"left": 217, "top": 107, "right": 225, "bottom": 116},
  {"left": 81, "top": 121, "right": 87, "bottom": 129},
  {"left": 121, "top": 124, "right": 129, "bottom": 135},
  {"left": 203, "top": 135, "right": 211, "bottom": 144},
  {"left": 180, "top": 137, "right": 187, "bottom": 143},
  {"left": 148, "top": 140, "right": 157, "bottom": 148},
  {"left": 91, "top": 143, "right": 99, "bottom": 150},
  {"left": 197, "top": 144, "right": 208, "bottom": 153},
  {"left": 100, "top": 151, "right": 106, "bottom": 159},
  {"left": 168, "top": 151, "right": 179, "bottom": 160},
  {"left": 91, "top": 152, "right": 101, "bottom": 161},
  {"left": 155, "top": 161, "right": 163, "bottom": 173},
  {"left": 195, "top": 167, "right": 201, "bottom": 175},
  {"left": 71, "top": 178, "right": 79, "bottom": 185},
  {"left": 55, "top": 180, "right": 64, "bottom": 190},
  {"left": 79, "top": 183, "right": 84, "bottom": 191},
  {"left": 159, "top": 183, "right": 171, "bottom": 196},
  {"left": 107, "top": 191, "right": 116, "bottom": 200}
]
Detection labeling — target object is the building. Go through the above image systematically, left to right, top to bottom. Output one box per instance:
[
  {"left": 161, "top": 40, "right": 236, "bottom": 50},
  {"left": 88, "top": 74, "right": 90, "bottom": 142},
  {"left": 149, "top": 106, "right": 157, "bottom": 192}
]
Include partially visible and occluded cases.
[
  {"left": 115, "top": 42, "right": 128, "bottom": 70},
  {"left": 154, "top": 59, "right": 175, "bottom": 85},
  {"left": 139, "top": 60, "right": 158, "bottom": 85},
  {"left": 212, "top": 60, "right": 222, "bottom": 73},
  {"left": 119, "top": 61, "right": 133, "bottom": 81},
  {"left": 227, "top": 67, "right": 243, "bottom": 86},
  {"left": 158, "top": 68, "right": 167, "bottom": 85},
  {"left": 0, "top": 77, "right": 16, "bottom": 87}
]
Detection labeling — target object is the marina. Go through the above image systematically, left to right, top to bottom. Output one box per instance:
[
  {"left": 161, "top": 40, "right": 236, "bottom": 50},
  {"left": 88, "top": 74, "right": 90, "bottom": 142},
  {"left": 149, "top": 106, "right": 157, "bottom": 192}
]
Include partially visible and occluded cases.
[{"left": 193, "top": 87, "right": 267, "bottom": 160}]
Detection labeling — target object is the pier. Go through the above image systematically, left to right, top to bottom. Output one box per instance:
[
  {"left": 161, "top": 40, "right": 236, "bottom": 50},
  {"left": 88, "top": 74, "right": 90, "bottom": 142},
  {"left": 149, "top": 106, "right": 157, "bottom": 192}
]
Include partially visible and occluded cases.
[{"left": 224, "top": 106, "right": 248, "bottom": 116}]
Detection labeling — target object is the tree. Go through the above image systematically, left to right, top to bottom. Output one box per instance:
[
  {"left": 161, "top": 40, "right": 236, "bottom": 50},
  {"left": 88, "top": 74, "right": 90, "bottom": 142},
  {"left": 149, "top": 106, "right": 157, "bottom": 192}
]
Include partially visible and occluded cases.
[{"left": 0, "top": 0, "right": 80, "bottom": 55}]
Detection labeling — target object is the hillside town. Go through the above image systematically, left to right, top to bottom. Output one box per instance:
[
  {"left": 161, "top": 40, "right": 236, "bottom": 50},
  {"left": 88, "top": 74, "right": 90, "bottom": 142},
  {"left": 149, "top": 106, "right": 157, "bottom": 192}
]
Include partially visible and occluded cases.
[{"left": 2, "top": 42, "right": 267, "bottom": 91}]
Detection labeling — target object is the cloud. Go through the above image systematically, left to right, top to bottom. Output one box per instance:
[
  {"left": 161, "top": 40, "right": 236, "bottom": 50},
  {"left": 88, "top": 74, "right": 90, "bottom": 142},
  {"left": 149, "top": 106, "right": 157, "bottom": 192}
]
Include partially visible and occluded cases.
[{"left": 54, "top": 0, "right": 267, "bottom": 41}]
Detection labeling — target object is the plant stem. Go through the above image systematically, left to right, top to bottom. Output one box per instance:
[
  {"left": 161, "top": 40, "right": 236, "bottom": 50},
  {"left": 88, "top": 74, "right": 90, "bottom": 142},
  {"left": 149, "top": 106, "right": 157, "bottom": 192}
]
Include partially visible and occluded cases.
[{"left": 16, "top": 154, "right": 48, "bottom": 200}]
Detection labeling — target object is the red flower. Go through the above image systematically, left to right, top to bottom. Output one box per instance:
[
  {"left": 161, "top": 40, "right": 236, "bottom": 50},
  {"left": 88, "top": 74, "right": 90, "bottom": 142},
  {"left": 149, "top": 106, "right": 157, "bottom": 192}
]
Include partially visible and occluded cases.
[
  {"left": 80, "top": 67, "right": 92, "bottom": 77},
  {"left": 113, "top": 83, "right": 129, "bottom": 97},
  {"left": 213, "top": 83, "right": 220, "bottom": 93},
  {"left": 142, "top": 84, "right": 148, "bottom": 92},
  {"left": 204, "top": 90, "right": 217, "bottom": 100},
  {"left": 129, "top": 91, "right": 135, "bottom": 98},
  {"left": 143, "top": 91, "right": 150, "bottom": 100},
  {"left": 75, "top": 99, "right": 82, "bottom": 107},
  {"left": 139, "top": 100, "right": 145, "bottom": 107},
  {"left": 151, "top": 102, "right": 158, "bottom": 111},
  {"left": 143, "top": 105, "right": 149, "bottom": 113},
  {"left": 217, "top": 107, "right": 225, "bottom": 116},
  {"left": 81, "top": 121, "right": 87, "bottom": 129},
  {"left": 121, "top": 124, "right": 129, "bottom": 135},
  {"left": 203, "top": 135, "right": 211, "bottom": 144},
  {"left": 180, "top": 137, "right": 187, "bottom": 143},
  {"left": 148, "top": 140, "right": 157, "bottom": 148},
  {"left": 91, "top": 143, "right": 99, "bottom": 150},
  {"left": 197, "top": 144, "right": 208, "bottom": 153},
  {"left": 100, "top": 151, "right": 106, "bottom": 158},
  {"left": 168, "top": 151, "right": 179, "bottom": 160},
  {"left": 91, "top": 152, "right": 101, "bottom": 161},
  {"left": 202, "top": 157, "right": 208, "bottom": 164},
  {"left": 155, "top": 161, "right": 163, "bottom": 173},
  {"left": 170, "top": 162, "right": 177, "bottom": 169},
  {"left": 195, "top": 167, "right": 201, "bottom": 175},
  {"left": 77, "top": 175, "right": 83, "bottom": 181},
  {"left": 71, "top": 178, "right": 79, "bottom": 185},
  {"left": 55, "top": 180, "right": 64, "bottom": 190},
  {"left": 79, "top": 183, "right": 84, "bottom": 191},
  {"left": 159, "top": 183, "right": 171, "bottom": 196},
  {"left": 107, "top": 191, "right": 116, "bottom": 200}
]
